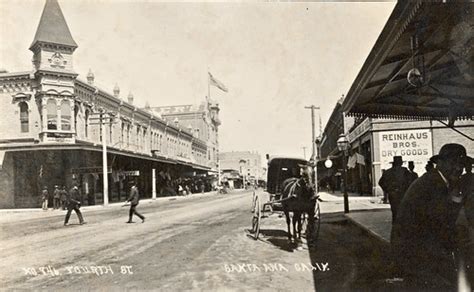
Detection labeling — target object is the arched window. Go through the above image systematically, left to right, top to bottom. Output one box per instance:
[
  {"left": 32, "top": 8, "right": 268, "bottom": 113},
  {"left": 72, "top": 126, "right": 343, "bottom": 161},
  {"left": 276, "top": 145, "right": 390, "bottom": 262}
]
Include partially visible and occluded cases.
[
  {"left": 46, "top": 99, "right": 57, "bottom": 130},
  {"left": 61, "top": 101, "right": 71, "bottom": 131},
  {"left": 19, "top": 102, "right": 29, "bottom": 133},
  {"left": 85, "top": 109, "right": 90, "bottom": 138}
]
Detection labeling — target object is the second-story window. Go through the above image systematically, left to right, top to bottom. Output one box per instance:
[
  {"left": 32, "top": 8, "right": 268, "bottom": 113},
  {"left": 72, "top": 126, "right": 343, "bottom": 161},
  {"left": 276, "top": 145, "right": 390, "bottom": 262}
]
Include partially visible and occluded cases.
[
  {"left": 47, "top": 99, "right": 57, "bottom": 130},
  {"left": 61, "top": 101, "right": 71, "bottom": 131},
  {"left": 19, "top": 102, "right": 29, "bottom": 133},
  {"left": 74, "top": 105, "right": 79, "bottom": 134},
  {"left": 85, "top": 109, "right": 89, "bottom": 138}
]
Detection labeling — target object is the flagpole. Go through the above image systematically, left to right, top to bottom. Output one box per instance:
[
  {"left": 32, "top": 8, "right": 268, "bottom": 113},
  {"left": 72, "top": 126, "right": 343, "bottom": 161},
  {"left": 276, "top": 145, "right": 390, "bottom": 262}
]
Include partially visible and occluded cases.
[{"left": 207, "top": 72, "right": 211, "bottom": 102}]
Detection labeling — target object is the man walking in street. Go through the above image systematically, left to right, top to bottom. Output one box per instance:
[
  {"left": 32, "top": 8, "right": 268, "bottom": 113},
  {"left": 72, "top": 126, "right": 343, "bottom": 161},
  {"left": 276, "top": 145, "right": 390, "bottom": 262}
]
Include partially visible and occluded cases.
[
  {"left": 392, "top": 143, "right": 471, "bottom": 288},
  {"left": 378, "top": 156, "right": 410, "bottom": 223},
  {"left": 125, "top": 181, "right": 145, "bottom": 223},
  {"left": 64, "top": 184, "right": 86, "bottom": 226}
]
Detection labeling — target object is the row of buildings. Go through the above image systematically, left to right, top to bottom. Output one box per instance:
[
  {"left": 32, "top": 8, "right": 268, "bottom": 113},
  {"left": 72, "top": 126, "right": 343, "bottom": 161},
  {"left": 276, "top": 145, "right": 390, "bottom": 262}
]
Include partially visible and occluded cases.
[
  {"left": 0, "top": 0, "right": 221, "bottom": 208},
  {"left": 317, "top": 1, "right": 473, "bottom": 197}
]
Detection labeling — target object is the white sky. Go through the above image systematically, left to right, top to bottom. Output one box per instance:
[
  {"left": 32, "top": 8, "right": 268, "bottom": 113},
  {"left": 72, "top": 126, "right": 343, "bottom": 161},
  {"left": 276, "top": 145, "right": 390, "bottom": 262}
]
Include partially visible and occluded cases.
[{"left": 0, "top": 0, "right": 395, "bottom": 161}]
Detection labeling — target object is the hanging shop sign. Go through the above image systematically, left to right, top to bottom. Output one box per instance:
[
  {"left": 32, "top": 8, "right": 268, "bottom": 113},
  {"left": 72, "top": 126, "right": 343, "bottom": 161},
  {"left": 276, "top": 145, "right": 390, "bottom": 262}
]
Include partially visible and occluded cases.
[
  {"left": 378, "top": 129, "right": 432, "bottom": 171},
  {"left": 71, "top": 167, "right": 112, "bottom": 174},
  {"left": 122, "top": 170, "right": 140, "bottom": 176}
]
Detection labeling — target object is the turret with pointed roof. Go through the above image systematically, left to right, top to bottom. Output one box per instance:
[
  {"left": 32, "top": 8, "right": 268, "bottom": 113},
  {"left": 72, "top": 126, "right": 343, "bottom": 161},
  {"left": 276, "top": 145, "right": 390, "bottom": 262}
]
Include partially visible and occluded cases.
[
  {"left": 30, "top": 0, "right": 77, "bottom": 51},
  {"left": 30, "top": 0, "right": 77, "bottom": 75}
]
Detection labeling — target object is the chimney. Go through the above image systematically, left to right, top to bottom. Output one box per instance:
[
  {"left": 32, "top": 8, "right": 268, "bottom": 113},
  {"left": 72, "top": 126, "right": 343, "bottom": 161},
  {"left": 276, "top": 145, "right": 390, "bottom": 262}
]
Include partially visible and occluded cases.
[
  {"left": 86, "top": 69, "right": 94, "bottom": 85},
  {"left": 113, "top": 84, "right": 120, "bottom": 98},
  {"left": 127, "top": 92, "right": 134, "bottom": 104}
]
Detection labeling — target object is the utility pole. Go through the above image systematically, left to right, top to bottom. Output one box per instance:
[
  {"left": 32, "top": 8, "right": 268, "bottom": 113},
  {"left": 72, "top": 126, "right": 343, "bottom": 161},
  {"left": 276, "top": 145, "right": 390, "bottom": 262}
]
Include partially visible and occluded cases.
[
  {"left": 304, "top": 105, "right": 320, "bottom": 160},
  {"left": 305, "top": 105, "right": 320, "bottom": 192},
  {"left": 90, "top": 110, "right": 115, "bottom": 206},
  {"left": 302, "top": 146, "right": 307, "bottom": 160}
]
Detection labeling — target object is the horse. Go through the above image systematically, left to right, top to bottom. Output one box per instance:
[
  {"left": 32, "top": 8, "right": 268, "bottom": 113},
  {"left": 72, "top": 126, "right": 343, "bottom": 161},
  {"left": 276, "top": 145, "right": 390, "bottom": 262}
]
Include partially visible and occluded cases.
[{"left": 281, "top": 164, "right": 317, "bottom": 243}]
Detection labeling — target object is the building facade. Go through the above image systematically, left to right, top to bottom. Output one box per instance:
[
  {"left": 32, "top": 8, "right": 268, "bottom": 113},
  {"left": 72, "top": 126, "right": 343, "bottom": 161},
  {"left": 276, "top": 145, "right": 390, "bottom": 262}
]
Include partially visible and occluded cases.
[
  {"left": 0, "top": 0, "right": 215, "bottom": 208},
  {"left": 149, "top": 98, "right": 221, "bottom": 173},
  {"left": 319, "top": 100, "right": 474, "bottom": 196}
]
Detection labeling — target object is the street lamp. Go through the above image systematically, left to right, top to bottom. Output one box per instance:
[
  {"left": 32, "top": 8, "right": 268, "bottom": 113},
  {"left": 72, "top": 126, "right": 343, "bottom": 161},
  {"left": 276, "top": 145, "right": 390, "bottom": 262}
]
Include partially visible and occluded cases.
[{"left": 337, "top": 134, "right": 349, "bottom": 213}]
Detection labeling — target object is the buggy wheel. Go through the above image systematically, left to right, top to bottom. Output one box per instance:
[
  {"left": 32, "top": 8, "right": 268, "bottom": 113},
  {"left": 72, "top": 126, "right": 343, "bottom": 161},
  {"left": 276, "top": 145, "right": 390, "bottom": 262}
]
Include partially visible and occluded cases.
[
  {"left": 251, "top": 196, "right": 261, "bottom": 240},
  {"left": 306, "top": 201, "right": 321, "bottom": 244}
]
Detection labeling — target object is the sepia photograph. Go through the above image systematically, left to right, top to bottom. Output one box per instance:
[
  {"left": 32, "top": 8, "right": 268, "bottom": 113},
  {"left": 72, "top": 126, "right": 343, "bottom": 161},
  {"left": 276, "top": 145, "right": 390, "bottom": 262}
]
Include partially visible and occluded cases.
[{"left": 0, "top": 0, "right": 473, "bottom": 290}]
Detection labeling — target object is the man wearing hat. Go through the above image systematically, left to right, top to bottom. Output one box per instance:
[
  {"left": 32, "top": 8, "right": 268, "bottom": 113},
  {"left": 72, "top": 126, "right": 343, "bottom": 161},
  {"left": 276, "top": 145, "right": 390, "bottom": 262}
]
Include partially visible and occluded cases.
[
  {"left": 392, "top": 143, "right": 471, "bottom": 288},
  {"left": 378, "top": 156, "right": 411, "bottom": 223},
  {"left": 125, "top": 180, "right": 145, "bottom": 223},
  {"left": 64, "top": 184, "right": 85, "bottom": 226},
  {"left": 53, "top": 185, "right": 61, "bottom": 210},
  {"left": 41, "top": 186, "right": 49, "bottom": 211}
]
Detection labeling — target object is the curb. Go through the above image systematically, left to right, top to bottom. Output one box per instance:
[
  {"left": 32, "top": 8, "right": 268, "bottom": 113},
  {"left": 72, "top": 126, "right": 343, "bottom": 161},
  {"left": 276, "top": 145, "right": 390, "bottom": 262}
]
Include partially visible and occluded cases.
[{"left": 344, "top": 214, "right": 390, "bottom": 247}]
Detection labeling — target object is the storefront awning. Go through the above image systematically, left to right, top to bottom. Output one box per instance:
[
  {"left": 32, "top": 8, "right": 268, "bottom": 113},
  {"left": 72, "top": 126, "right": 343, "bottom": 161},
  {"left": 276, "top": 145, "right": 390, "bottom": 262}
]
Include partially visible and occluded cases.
[{"left": 343, "top": 2, "right": 473, "bottom": 123}]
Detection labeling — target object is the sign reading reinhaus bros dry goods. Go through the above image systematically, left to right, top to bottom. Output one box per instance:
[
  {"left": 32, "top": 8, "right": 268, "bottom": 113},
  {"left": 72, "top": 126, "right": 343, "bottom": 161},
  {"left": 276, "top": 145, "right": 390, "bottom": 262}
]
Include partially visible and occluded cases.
[{"left": 378, "top": 129, "right": 432, "bottom": 171}]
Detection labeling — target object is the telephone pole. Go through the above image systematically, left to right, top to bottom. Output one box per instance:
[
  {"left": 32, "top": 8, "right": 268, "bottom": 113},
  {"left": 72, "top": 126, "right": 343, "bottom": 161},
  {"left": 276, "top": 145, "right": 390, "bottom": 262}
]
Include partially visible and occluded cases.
[
  {"left": 304, "top": 105, "right": 320, "bottom": 161},
  {"left": 305, "top": 105, "right": 320, "bottom": 192},
  {"left": 302, "top": 146, "right": 307, "bottom": 160}
]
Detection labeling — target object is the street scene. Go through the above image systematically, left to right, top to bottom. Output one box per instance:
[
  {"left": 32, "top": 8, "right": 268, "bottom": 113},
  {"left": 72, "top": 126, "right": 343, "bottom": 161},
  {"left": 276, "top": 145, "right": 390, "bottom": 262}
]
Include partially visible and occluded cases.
[
  {"left": 0, "top": 0, "right": 473, "bottom": 291},
  {"left": 1, "top": 189, "right": 391, "bottom": 291}
]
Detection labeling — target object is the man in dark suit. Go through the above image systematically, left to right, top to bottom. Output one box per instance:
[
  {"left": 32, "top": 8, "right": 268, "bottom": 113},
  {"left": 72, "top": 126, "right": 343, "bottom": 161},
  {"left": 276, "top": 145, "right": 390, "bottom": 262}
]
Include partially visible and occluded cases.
[
  {"left": 392, "top": 143, "right": 471, "bottom": 288},
  {"left": 378, "top": 156, "right": 411, "bottom": 223},
  {"left": 407, "top": 161, "right": 419, "bottom": 185},
  {"left": 125, "top": 181, "right": 145, "bottom": 223},
  {"left": 64, "top": 184, "right": 86, "bottom": 226}
]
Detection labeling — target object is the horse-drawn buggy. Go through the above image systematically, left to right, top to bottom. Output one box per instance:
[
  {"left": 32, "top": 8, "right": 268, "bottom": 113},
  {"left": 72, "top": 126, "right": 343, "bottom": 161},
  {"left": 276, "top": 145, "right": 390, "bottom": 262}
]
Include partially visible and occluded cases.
[{"left": 250, "top": 156, "right": 321, "bottom": 245}]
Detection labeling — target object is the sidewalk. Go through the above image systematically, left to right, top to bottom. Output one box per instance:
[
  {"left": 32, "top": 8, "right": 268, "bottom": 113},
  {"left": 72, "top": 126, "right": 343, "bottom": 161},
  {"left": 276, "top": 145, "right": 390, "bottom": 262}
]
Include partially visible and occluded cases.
[
  {"left": 0, "top": 189, "right": 243, "bottom": 223},
  {"left": 319, "top": 191, "right": 392, "bottom": 245},
  {"left": 345, "top": 209, "right": 391, "bottom": 244}
]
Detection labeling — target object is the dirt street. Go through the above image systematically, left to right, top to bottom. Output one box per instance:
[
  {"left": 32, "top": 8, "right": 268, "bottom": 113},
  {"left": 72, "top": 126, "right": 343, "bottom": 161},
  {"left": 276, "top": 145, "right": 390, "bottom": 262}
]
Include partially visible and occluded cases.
[{"left": 0, "top": 191, "right": 390, "bottom": 291}]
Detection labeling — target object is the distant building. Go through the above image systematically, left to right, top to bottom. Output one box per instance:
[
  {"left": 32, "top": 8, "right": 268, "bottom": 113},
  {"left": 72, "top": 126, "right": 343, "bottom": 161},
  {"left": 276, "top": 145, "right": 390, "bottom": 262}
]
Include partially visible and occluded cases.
[
  {"left": 150, "top": 98, "right": 221, "bottom": 173},
  {"left": 219, "top": 151, "right": 264, "bottom": 182}
]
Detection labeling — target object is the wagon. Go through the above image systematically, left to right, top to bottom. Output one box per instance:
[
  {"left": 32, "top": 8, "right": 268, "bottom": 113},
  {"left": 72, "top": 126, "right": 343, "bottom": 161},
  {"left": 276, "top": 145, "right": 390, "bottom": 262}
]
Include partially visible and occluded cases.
[{"left": 250, "top": 156, "right": 321, "bottom": 242}]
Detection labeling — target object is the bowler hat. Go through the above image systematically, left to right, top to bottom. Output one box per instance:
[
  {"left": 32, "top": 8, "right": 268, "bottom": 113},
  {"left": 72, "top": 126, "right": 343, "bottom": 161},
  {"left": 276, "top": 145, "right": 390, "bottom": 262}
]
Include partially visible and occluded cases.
[
  {"left": 430, "top": 143, "right": 472, "bottom": 165},
  {"left": 390, "top": 156, "right": 404, "bottom": 165}
]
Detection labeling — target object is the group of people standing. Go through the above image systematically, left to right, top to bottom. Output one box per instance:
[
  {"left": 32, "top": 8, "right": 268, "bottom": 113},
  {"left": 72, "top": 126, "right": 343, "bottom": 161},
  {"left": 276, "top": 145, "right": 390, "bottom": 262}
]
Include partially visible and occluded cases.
[
  {"left": 379, "top": 143, "right": 473, "bottom": 288},
  {"left": 41, "top": 185, "right": 68, "bottom": 211}
]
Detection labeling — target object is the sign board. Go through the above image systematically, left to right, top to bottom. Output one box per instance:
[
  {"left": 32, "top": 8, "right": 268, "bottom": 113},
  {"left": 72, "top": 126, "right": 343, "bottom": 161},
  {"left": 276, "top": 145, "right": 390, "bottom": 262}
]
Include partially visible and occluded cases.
[
  {"left": 378, "top": 129, "right": 432, "bottom": 172},
  {"left": 71, "top": 167, "right": 112, "bottom": 174},
  {"left": 122, "top": 170, "right": 140, "bottom": 176}
]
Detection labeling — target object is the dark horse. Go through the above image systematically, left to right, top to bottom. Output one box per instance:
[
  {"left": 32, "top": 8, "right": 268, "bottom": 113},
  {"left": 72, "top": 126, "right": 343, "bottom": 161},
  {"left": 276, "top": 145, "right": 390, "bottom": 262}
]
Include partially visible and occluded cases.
[{"left": 281, "top": 165, "right": 317, "bottom": 243}]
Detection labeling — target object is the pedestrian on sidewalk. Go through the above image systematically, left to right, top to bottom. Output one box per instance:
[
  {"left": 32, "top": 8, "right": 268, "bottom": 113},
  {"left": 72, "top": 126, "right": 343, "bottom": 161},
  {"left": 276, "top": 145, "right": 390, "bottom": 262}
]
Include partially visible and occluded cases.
[
  {"left": 392, "top": 143, "right": 471, "bottom": 288},
  {"left": 378, "top": 156, "right": 410, "bottom": 223},
  {"left": 407, "top": 161, "right": 418, "bottom": 185},
  {"left": 125, "top": 181, "right": 145, "bottom": 223},
  {"left": 64, "top": 184, "right": 85, "bottom": 226},
  {"left": 53, "top": 185, "right": 61, "bottom": 209},
  {"left": 41, "top": 186, "right": 49, "bottom": 211},
  {"left": 60, "top": 186, "right": 68, "bottom": 210}
]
